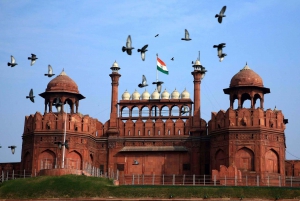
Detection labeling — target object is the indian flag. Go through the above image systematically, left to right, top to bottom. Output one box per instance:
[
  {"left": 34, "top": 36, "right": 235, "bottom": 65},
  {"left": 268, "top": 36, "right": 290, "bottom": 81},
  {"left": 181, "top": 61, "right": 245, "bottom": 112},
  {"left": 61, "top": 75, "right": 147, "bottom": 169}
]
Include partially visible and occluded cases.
[{"left": 157, "top": 57, "right": 168, "bottom": 75}]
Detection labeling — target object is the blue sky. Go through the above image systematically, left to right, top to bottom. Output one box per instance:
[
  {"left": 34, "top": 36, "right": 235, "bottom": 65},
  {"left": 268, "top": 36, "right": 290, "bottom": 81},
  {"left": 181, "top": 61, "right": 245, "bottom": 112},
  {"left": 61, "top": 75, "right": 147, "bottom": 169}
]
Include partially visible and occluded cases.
[{"left": 0, "top": 1, "right": 300, "bottom": 162}]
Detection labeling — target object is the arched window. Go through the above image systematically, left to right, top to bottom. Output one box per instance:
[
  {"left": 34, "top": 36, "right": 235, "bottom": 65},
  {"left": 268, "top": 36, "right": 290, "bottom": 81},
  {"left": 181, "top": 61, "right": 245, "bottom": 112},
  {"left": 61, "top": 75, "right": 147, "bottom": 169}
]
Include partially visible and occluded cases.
[{"left": 171, "top": 105, "right": 180, "bottom": 116}]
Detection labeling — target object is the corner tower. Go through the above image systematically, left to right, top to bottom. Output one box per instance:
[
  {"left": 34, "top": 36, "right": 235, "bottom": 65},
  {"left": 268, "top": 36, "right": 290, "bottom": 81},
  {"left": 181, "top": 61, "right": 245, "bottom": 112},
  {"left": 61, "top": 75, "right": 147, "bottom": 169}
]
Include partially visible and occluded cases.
[{"left": 209, "top": 63, "right": 287, "bottom": 185}]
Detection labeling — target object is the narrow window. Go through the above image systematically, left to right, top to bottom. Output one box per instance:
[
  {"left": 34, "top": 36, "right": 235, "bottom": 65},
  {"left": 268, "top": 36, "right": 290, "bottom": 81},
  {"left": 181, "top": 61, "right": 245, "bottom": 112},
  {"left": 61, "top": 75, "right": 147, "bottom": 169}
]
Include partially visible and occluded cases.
[
  {"left": 128, "top": 130, "right": 130, "bottom": 136},
  {"left": 138, "top": 130, "right": 140, "bottom": 136},
  {"left": 148, "top": 130, "right": 150, "bottom": 135},
  {"left": 158, "top": 130, "right": 160, "bottom": 135},
  {"left": 168, "top": 130, "right": 170, "bottom": 135},
  {"left": 95, "top": 131, "right": 98, "bottom": 136}
]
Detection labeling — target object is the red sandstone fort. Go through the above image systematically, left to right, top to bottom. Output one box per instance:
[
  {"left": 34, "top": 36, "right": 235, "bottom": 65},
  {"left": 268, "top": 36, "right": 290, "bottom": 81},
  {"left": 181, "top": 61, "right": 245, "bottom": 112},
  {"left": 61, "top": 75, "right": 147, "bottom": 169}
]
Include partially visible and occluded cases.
[{"left": 1, "top": 60, "right": 298, "bottom": 186}]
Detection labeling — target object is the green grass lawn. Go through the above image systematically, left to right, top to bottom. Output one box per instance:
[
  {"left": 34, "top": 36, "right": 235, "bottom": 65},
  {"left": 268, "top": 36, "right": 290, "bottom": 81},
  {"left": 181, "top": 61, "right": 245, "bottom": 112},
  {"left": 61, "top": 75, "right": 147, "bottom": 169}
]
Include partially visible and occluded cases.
[{"left": 0, "top": 175, "right": 300, "bottom": 199}]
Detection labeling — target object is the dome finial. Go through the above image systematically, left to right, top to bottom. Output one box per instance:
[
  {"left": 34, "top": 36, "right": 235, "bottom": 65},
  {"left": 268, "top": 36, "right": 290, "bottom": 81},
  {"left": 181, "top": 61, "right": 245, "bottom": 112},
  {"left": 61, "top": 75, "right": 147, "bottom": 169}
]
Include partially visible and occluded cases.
[{"left": 60, "top": 68, "right": 67, "bottom": 75}]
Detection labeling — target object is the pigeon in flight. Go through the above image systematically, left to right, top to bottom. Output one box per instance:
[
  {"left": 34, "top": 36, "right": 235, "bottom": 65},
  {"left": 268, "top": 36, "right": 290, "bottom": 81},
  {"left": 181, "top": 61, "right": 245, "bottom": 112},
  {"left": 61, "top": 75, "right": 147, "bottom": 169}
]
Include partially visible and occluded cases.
[
  {"left": 215, "top": 6, "right": 226, "bottom": 23},
  {"left": 181, "top": 29, "right": 191, "bottom": 41},
  {"left": 155, "top": 34, "right": 159, "bottom": 37},
  {"left": 122, "top": 35, "right": 134, "bottom": 55},
  {"left": 213, "top": 43, "right": 227, "bottom": 62},
  {"left": 137, "top": 44, "right": 148, "bottom": 61},
  {"left": 219, "top": 53, "right": 227, "bottom": 62},
  {"left": 28, "top": 54, "right": 38, "bottom": 66},
  {"left": 7, "top": 55, "right": 18, "bottom": 67},
  {"left": 171, "top": 57, "right": 174, "bottom": 61},
  {"left": 44, "top": 65, "right": 55, "bottom": 77},
  {"left": 138, "top": 75, "right": 148, "bottom": 88},
  {"left": 152, "top": 81, "right": 164, "bottom": 93},
  {"left": 26, "top": 89, "right": 35, "bottom": 103},
  {"left": 54, "top": 97, "right": 62, "bottom": 107},
  {"left": 181, "top": 106, "right": 189, "bottom": 115}
]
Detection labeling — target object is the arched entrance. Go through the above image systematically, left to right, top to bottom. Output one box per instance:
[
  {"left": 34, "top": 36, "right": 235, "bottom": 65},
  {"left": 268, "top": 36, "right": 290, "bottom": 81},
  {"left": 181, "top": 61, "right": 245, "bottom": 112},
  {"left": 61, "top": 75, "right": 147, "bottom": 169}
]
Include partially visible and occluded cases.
[
  {"left": 235, "top": 147, "right": 254, "bottom": 171},
  {"left": 265, "top": 149, "right": 279, "bottom": 173},
  {"left": 38, "top": 150, "right": 56, "bottom": 170}
]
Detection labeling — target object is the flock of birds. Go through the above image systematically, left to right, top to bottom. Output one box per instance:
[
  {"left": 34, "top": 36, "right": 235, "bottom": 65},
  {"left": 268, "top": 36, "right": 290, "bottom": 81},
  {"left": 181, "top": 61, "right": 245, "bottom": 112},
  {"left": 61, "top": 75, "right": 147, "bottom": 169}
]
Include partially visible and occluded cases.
[
  {"left": 7, "top": 6, "right": 227, "bottom": 106},
  {"left": 121, "top": 6, "right": 227, "bottom": 97},
  {"left": 7, "top": 54, "right": 56, "bottom": 103}
]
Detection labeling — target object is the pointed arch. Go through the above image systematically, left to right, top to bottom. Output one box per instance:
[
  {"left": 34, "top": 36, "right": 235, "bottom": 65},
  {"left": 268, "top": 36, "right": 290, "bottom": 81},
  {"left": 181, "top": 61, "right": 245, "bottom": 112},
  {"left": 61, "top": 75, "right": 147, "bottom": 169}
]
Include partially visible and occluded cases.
[
  {"left": 235, "top": 147, "right": 254, "bottom": 171},
  {"left": 38, "top": 149, "right": 56, "bottom": 170},
  {"left": 215, "top": 149, "right": 226, "bottom": 171},
  {"left": 265, "top": 149, "right": 279, "bottom": 173},
  {"left": 66, "top": 150, "right": 82, "bottom": 170}
]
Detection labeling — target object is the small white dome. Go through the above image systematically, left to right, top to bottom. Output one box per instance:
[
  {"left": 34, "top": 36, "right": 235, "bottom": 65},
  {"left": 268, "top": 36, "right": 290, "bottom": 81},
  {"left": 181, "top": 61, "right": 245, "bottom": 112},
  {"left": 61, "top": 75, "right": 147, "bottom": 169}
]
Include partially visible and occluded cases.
[
  {"left": 194, "top": 59, "right": 201, "bottom": 65},
  {"left": 112, "top": 60, "right": 119, "bottom": 68},
  {"left": 171, "top": 88, "right": 180, "bottom": 99},
  {"left": 181, "top": 88, "right": 190, "bottom": 99},
  {"left": 131, "top": 89, "right": 140, "bottom": 100},
  {"left": 142, "top": 89, "right": 150, "bottom": 100},
  {"left": 151, "top": 89, "right": 160, "bottom": 99},
  {"left": 161, "top": 89, "right": 169, "bottom": 99},
  {"left": 122, "top": 90, "right": 130, "bottom": 100}
]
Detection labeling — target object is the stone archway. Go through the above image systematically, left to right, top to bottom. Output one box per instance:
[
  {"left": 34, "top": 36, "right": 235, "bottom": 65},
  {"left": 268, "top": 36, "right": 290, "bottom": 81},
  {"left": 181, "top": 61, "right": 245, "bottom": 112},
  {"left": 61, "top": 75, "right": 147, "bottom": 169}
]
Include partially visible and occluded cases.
[
  {"left": 235, "top": 147, "right": 254, "bottom": 171},
  {"left": 215, "top": 149, "right": 226, "bottom": 171},
  {"left": 265, "top": 149, "right": 279, "bottom": 173},
  {"left": 38, "top": 150, "right": 56, "bottom": 170},
  {"left": 66, "top": 151, "right": 82, "bottom": 170}
]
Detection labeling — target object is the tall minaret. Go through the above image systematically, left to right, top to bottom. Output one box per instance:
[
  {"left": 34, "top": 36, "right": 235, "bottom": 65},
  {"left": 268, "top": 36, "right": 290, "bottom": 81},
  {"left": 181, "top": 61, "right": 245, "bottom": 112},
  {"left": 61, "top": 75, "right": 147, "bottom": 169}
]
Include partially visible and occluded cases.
[
  {"left": 191, "top": 59, "right": 207, "bottom": 128},
  {"left": 107, "top": 61, "right": 121, "bottom": 136}
]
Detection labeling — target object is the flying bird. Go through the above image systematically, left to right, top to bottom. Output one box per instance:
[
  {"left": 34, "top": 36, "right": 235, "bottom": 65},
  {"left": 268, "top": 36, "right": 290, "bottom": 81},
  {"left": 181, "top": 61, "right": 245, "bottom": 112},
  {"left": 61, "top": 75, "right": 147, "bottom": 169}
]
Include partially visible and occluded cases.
[
  {"left": 215, "top": 6, "right": 226, "bottom": 23},
  {"left": 181, "top": 29, "right": 191, "bottom": 41},
  {"left": 155, "top": 34, "right": 159, "bottom": 37},
  {"left": 122, "top": 35, "right": 134, "bottom": 55},
  {"left": 213, "top": 43, "right": 227, "bottom": 61},
  {"left": 137, "top": 44, "right": 148, "bottom": 61},
  {"left": 219, "top": 53, "right": 227, "bottom": 62},
  {"left": 28, "top": 54, "right": 38, "bottom": 66},
  {"left": 7, "top": 55, "right": 18, "bottom": 67},
  {"left": 171, "top": 57, "right": 174, "bottom": 61},
  {"left": 44, "top": 65, "right": 55, "bottom": 77},
  {"left": 138, "top": 75, "right": 148, "bottom": 88},
  {"left": 152, "top": 81, "right": 164, "bottom": 93},
  {"left": 26, "top": 89, "right": 35, "bottom": 103},
  {"left": 54, "top": 97, "right": 62, "bottom": 107},
  {"left": 181, "top": 106, "right": 189, "bottom": 115}
]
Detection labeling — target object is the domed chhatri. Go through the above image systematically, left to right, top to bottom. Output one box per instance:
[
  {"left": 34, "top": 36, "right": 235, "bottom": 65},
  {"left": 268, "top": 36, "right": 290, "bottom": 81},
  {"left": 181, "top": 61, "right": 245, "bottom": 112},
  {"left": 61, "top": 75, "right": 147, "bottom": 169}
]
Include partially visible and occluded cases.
[
  {"left": 230, "top": 63, "right": 263, "bottom": 88},
  {"left": 46, "top": 69, "right": 79, "bottom": 94},
  {"left": 171, "top": 88, "right": 180, "bottom": 99},
  {"left": 181, "top": 88, "right": 190, "bottom": 99},
  {"left": 132, "top": 89, "right": 140, "bottom": 100},
  {"left": 142, "top": 89, "right": 150, "bottom": 100},
  {"left": 151, "top": 89, "right": 160, "bottom": 99},
  {"left": 161, "top": 89, "right": 170, "bottom": 99},
  {"left": 122, "top": 90, "right": 130, "bottom": 100}
]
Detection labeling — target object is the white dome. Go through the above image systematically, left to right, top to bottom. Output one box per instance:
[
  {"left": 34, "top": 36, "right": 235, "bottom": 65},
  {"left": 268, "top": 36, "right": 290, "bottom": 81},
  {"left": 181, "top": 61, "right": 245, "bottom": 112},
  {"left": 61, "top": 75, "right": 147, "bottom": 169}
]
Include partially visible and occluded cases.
[
  {"left": 194, "top": 59, "right": 201, "bottom": 65},
  {"left": 112, "top": 60, "right": 119, "bottom": 68},
  {"left": 171, "top": 88, "right": 180, "bottom": 99},
  {"left": 181, "top": 88, "right": 190, "bottom": 99},
  {"left": 131, "top": 89, "right": 140, "bottom": 100},
  {"left": 142, "top": 89, "right": 150, "bottom": 100},
  {"left": 151, "top": 89, "right": 160, "bottom": 99},
  {"left": 161, "top": 89, "right": 169, "bottom": 99},
  {"left": 122, "top": 90, "right": 130, "bottom": 100}
]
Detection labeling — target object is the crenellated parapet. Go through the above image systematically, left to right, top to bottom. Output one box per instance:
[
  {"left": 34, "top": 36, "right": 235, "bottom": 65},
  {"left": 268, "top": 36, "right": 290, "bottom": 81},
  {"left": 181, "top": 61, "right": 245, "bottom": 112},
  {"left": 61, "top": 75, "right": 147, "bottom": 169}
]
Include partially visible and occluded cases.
[
  {"left": 209, "top": 107, "right": 286, "bottom": 132},
  {"left": 23, "top": 112, "right": 104, "bottom": 137}
]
